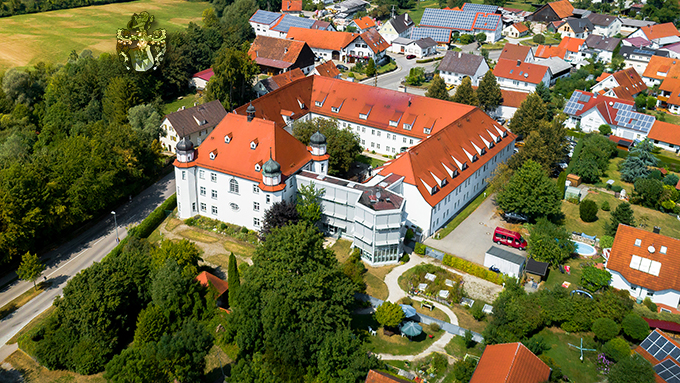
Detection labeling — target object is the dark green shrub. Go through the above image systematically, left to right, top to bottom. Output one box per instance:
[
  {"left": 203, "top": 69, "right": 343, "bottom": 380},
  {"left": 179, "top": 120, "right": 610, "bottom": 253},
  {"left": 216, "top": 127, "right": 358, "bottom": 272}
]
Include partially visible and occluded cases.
[
  {"left": 533, "top": 34, "right": 546, "bottom": 44},
  {"left": 599, "top": 124, "right": 612, "bottom": 135},
  {"left": 612, "top": 185, "right": 623, "bottom": 193},
  {"left": 579, "top": 199, "right": 598, "bottom": 222},
  {"left": 601, "top": 201, "right": 610, "bottom": 211},
  {"left": 185, "top": 217, "right": 195, "bottom": 226},
  {"left": 240, "top": 226, "right": 248, "bottom": 234},
  {"left": 600, "top": 235, "right": 614, "bottom": 249},
  {"left": 414, "top": 242, "right": 426, "bottom": 255},
  {"left": 401, "top": 253, "right": 410, "bottom": 263},
  {"left": 643, "top": 297, "right": 657, "bottom": 313},
  {"left": 471, "top": 301, "right": 486, "bottom": 321},
  {"left": 622, "top": 313, "right": 651, "bottom": 341},
  {"left": 592, "top": 318, "right": 620, "bottom": 342},
  {"left": 428, "top": 323, "right": 441, "bottom": 333},
  {"left": 463, "top": 330, "right": 476, "bottom": 348},
  {"left": 524, "top": 334, "right": 551, "bottom": 355},
  {"left": 602, "top": 337, "right": 631, "bottom": 362}
]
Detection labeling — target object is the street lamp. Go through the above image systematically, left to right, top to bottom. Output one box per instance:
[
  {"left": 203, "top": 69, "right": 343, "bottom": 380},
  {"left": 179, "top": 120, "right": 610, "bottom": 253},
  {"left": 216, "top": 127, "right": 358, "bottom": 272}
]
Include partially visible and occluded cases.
[{"left": 111, "top": 211, "right": 119, "bottom": 243}]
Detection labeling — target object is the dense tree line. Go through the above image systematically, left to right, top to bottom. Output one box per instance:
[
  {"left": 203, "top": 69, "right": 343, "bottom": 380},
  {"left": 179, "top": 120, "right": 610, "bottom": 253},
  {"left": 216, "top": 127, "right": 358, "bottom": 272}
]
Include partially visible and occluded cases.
[{"left": 0, "top": 8, "right": 258, "bottom": 266}]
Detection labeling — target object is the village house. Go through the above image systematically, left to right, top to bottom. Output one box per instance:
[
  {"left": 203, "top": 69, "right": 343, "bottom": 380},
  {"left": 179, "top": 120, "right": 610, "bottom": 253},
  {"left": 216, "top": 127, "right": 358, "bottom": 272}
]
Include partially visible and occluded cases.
[
  {"left": 280, "top": 0, "right": 302, "bottom": 14},
  {"left": 527, "top": 0, "right": 574, "bottom": 23},
  {"left": 418, "top": 7, "right": 503, "bottom": 43},
  {"left": 249, "top": 9, "right": 335, "bottom": 38},
  {"left": 377, "top": 13, "right": 414, "bottom": 44},
  {"left": 585, "top": 13, "right": 620, "bottom": 37},
  {"left": 349, "top": 16, "right": 377, "bottom": 32},
  {"left": 557, "top": 17, "right": 594, "bottom": 39},
  {"left": 619, "top": 18, "right": 655, "bottom": 36},
  {"left": 503, "top": 23, "right": 529, "bottom": 38},
  {"left": 627, "top": 23, "right": 680, "bottom": 49},
  {"left": 287, "top": 27, "right": 389, "bottom": 63},
  {"left": 410, "top": 27, "right": 453, "bottom": 45},
  {"left": 584, "top": 34, "right": 620, "bottom": 63},
  {"left": 248, "top": 35, "right": 316, "bottom": 75},
  {"left": 388, "top": 37, "right": 438, "bottom": 58},
  {"left": 498, "top": 43, "right": 535, "bottom": 63},
  {"left": 621, "top": 45, "right": 670, "bottom": 75},
  {"left": 438, "top": 51, "right": 489, "bottom": 86},
  {"left": 642, "top": 55, "right": 680, "bottom": 87},
  {"left": 493, "top": 59, "right": 550, "bottom": 93},
  {"left": 309, "top": 60, "right": 341, "bottom": 78},
  {"left": 591, "top": 67, "right": 648, "bottom": 101},
  {"left": 189, "top": 68, "right": 214, "bottom": 91},
  {"left": 253, "top": 68, "right": 306, "bottom": 96},
  {"left": 159, "top": 100, "right": 227, "bottom": 153},
  {"left": 648, "top": 120, "right": 680, "bottom": 152},
  {"left": 636, "top": 329, "right": 680, "bottom": 383},
  {"left": 469, "top": 343, "right": 552, "bottom": 383}
]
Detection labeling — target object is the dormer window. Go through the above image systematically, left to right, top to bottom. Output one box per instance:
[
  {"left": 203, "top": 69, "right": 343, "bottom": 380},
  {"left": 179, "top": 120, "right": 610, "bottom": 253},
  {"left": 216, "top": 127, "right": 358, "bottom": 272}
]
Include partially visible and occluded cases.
[
  {"left": 315, "top": 92, "right": 328, "bottom": 107},
  {"left": 331, "top": 98, "right": 344, "bottom": 113},
  {"left": 315, "top": 100, "right": 323, "bottom": 107},
  {"left": 360, "top": 104, "right": 372, "bottom": 119},
  {"left": 331, "top": 106, "right": 340, "bottom": 113},
  {"left": 389, "top": 120, "right": 398, "bottom": 127},
  {"left": 403, "top": 123, "right": 412, "bottom": 130},
  {"left": 424, "top": 128, "right": 431, "bottom": 134},
  {"left": 224, "top": 133, "right": 232, "bottom": 143},
  {"left": 250, "top": 139, "right": 259, "bottom": 149},
  {"left": 209, "top": 149, "right": 218, "bottom": 160},
  {"left": 472, "top": 155, "right": 478, "bottom": 162},
  {"left": 255, "top": 162, "right": 262, "bottom": 172},
  {"left": 462, "top": 162, "right": 468, "bottom": 170},
  {"left": 441, "top": 178, "right": 448, "bottom": 187},
  {"left": 432, "top": 185, "right": 438, "bottom": 194},
  {"left": 635, "top": 239, "right": 642, "bottom": 247}
]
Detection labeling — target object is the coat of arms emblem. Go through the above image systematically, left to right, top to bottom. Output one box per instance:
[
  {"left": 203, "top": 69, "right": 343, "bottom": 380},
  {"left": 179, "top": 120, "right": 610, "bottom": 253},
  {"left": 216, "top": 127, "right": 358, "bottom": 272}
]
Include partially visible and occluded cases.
[{"left": 116, "top": 12, "right": 166, "bottom": 72}]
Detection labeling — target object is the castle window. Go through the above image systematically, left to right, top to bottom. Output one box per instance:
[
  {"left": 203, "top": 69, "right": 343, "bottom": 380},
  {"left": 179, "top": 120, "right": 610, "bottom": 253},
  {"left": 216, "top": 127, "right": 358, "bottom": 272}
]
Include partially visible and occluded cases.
[{"left": 230, "top": 179, "right": 239, "bottom": 194}]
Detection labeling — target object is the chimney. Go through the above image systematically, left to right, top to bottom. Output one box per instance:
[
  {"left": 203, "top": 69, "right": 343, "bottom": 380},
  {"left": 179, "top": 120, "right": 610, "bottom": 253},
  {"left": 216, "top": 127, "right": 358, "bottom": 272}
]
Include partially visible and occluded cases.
[
  {"left": 405, "top": 13, "right": 409, "bottom": 22},
  {"left": 653, "top": 226, "right": 661, "bottom": 234}
]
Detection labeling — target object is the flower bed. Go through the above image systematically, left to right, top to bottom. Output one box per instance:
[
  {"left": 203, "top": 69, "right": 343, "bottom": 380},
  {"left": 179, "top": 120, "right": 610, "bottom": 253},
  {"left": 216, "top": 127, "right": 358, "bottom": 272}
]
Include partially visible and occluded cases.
[
  {"left": 184, "top": 215, "right": 259, "bottom": 245},
  {"left": 402, "top": 264, "right": 464, "bottom": 306}
]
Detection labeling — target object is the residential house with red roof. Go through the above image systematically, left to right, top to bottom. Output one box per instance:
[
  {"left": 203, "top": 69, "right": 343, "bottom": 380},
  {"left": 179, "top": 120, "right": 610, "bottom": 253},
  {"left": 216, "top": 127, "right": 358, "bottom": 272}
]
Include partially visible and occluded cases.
[
  {"left": 281, "top": 0, "right": 302, "bottom": 14},
  {"left": 527, "top": 0, "right": 574, "bottom": 22},
  {"left": 349, "top": 16, "right": 377, "bottom": 32},
  {"left": 628, "top": 22, "right": 680, "bottom": 49},
  {"left": 503, "top": 23, "right": 529, "bottom": 38},
  {"left": 287, "top": 27, "right": 389, "bottom": 63},
  {"left": 248, "top": 35, "right": 316, "bottom": 75},
  {"left": 557, "top": 36, "right": 590, "bottom": 62},
  {"left": 498, "top": 43, "right": 535, "bottom": 63},
  {"left": 534, "top": 45, "right": 567, "bottom": 60},
  {"left": 621, "top": 45, "right": 670, "bottom": 75},
  {"left": 439, "top": 51, "right": 490, "bottom": 86},
  {"left": 643, "top": 55, "right": 680, "bottom": 87},
  {"left": 493, "top": 58, "right": 550, "bottom": 93},
  {"left": 310, "top": 60, "right": 341, "bottom": 78},
  {"left": 591, "top": 67, "right": 648, "bottom": 101},
  {"left": 190, "top": 68, "right": 214, "bottom": 91},
  {"left": 254, "top": 68, "right": 306, "bottom": 96},
  {"left": 473, "top": 86, "right": 529, "bottom": 119},
  {"left": 160, "top": 100, "right": 227, "bottom": 153},
  {"left": 648, "top": 120, "right": 680, "bottom": 152},
  {"left": 606, "top": 224, "right": 680, "bottom": 307},
  {"left": 196, "top": 271, "right": 229, "bottom": 306},
  {"left": 636, "top": 329, "right": 680, "bottom": 383},
  {"left": 469, "top": 342, "right": 551, "bottom": 383},
  {"left": 364, "top": 370, "right": 412, "bottom": 383}
]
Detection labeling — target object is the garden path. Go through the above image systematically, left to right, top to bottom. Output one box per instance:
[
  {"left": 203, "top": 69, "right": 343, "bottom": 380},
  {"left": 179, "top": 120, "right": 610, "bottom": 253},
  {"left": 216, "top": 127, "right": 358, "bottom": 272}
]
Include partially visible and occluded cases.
[{"left": 377, "top": 332, "right": 454, "bottom": 361}]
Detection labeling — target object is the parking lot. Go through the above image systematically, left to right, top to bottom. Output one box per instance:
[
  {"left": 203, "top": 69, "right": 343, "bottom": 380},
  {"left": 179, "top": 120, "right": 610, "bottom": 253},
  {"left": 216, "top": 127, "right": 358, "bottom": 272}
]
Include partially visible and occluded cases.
[{"left": 424, "top": 195, "right": 526, "bottom": 266}]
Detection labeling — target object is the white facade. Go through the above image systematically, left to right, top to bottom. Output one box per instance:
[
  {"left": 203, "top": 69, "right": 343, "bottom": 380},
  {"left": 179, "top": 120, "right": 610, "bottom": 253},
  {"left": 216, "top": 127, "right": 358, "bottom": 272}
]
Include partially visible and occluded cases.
[
  {"left": 378, "top": 15, "right": 414, "bottom": 44},
  {"left": 592, "top": 18, "right": 622, "bottom": 37},
  {"left": 503, "top": 24, "right": 528, "bottom": 38},
  {"left": 346, "top": 37, "right": 386, "bottom": 62},
  {"left": 592, "top": 49, "right": 614, "bottom": 64},
  {"left": 440, "top": 61, "right": 490, "bottom": 87},
  {"left": 496, "top": 71, "right": 551, "bottom": 93},
  {"left": 189, "top": 77, "right": 209, "bottom": 91},
  {"left": 565, "top": 107, "right": 647, "bottom": 140},
  {"left": 160, "top": 117, "right": 215, "bottom": 153},
  {"left": 609, "top": 269, "right": 680, "bottom": 307}
]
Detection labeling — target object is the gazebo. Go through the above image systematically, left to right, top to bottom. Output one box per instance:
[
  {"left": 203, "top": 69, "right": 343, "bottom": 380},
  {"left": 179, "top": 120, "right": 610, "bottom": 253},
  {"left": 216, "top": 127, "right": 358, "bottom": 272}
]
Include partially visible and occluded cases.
[{"left": 400, "top": 321, "right": 423, "bottom": 338}]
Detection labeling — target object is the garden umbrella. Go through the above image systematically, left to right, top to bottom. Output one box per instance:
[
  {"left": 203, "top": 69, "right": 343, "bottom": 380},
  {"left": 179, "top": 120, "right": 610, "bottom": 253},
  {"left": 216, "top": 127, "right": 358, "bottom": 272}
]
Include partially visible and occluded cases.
[
  {"left": 400, "top": 304, "right": 417, "bottom": 318},
  {"left": 400, "top": 321, "right": 422, "bottom": 337}
]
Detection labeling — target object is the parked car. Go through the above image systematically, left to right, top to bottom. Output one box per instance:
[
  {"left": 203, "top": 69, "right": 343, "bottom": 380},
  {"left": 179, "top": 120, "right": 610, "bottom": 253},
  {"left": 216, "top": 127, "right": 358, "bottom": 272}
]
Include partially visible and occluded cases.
[
  {"left": 406, "top": 54, "right": 416, "bottom": 59},
  {"left": 336, "top": 64, "right": 348, "bottom": 71},
  {"left": 495, "top": 118, "right": 506, "bottom": 125},
  {"left": 502, "top": 212, "right": 529, "bottom": 224},
  {"left": 493, "top": 227, "right": 528, "bottom": 250},
  {"left": 489, "top": 265, "right": 501, "bottom": 273}
]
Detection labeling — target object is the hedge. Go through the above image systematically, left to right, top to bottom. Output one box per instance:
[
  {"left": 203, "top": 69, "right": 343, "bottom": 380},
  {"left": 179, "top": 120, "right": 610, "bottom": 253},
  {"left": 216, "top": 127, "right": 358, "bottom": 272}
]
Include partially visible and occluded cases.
[
  {"left": 415, "top": 56, "right": 444, "bottom": 64},
  {"left": 565, "top": 138, "right": 585, "bottom": 176},
  {"left": 557, "top": 171, "right": 567, "bottom": 199},
  {"left": 128, "top": 194, "right": 177, "bottom": 239},
  {"left": 414, "top": 242, "right": 426, "bottom": 255},
  {"left": 442, "top": 253, "right": 504, "bottom": 285}
]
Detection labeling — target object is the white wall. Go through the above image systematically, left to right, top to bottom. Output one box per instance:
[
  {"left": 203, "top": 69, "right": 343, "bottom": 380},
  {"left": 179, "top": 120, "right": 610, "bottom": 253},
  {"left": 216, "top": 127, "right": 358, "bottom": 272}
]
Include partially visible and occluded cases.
[
  {"left": 440, "top": 61, "right": 490, "bottom": 86},
  {"left": 496, "top": 72, "right": 550, "bottom": 93},
  {"left": 159, "top": 118, "right": 216, "bottom": 153},
  {"left": 484, "top": 252, "right": 524, "bottom": 277},
  {"left": 609, "top": 269, "right": 680, "bottom": 307}
]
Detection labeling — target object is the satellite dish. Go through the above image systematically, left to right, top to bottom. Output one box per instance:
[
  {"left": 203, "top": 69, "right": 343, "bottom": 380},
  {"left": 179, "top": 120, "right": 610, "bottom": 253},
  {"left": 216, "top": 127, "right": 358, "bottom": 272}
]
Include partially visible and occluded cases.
[{"left": 648, "top": 246, "right": 656, "bottom": 253}]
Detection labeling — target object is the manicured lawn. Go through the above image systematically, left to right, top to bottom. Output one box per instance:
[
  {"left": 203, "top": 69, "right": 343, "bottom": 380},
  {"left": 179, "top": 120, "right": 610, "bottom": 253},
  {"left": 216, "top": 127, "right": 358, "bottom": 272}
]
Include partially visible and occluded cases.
[
  {"left": 0, "top": 0, "right": 208, "bottom": 70},
  {"left": 404, "top": 0, "right": 438, "bottom": 25},
  {"left": 481, "top": 39, "right": 508, "bottom": 50},
  {"left": 377, "top": 61, "right": 398, "bottom": 74},
  {"left": 163, "top": 93, "right": 203, "bottom": 115},
  {"left": 656, "top": 111, "right": 680, "bottom": 126},
  {"left": 356, "top": 154, "right": 387, "bottom": 168},
  {"left": 592, "top": 157, "right": 632, "bottom": 195},
  {"left": 561, "top": 189, "right": 680, "bottom": 240},
  {"left": 436, "top": 191, "right": 490, "bottom": 239},
  {"left": 165, "top": 218, "right": 183, "bottom": 231},
  {"left": 147, "top": 227, "right": 163, "bottom": 244},
  {"left": 179, "top": 229, "right": 219, "bottom": 243},
  {"left": 222, "top": 238, "right": 256, "bottom": 258},
  {"left": 330, "top": 239, "right": 353, "bottom": 263},
  {"left": 543, "top": 256, "right": 603, "bottom": 291},
  {"left": 365, "top": 264, "right": 395, "bottom": 300},
  {"left": 0, "top": 281, "right": 50, "bottom": 321},
  {"left": 398, "top": 297, "right": 451, "bottom": 322},
  {"left": 450, "top": 304, "right": 489, "bottom": 334},
  {"left": 352, "top": 315, "right": 445, "bottom": 355},
  {"left": 539, "top": 328, "right": 602, "bottom": 383},
  {"left": 444, "top": 334, "right": 485, "bottom": 358},
  {"left": 204, "top": 344, "right": 234, "bottom": 383},
  {"left": 5, "top": 350, "right": 106, "bottom": 383}
]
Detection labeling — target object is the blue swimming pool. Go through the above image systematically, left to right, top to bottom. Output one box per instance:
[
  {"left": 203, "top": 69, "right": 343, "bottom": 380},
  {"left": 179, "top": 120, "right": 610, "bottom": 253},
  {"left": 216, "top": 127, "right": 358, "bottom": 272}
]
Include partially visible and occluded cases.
[{"left": 574, "top": 241, "right": 597, "bottom": 256}]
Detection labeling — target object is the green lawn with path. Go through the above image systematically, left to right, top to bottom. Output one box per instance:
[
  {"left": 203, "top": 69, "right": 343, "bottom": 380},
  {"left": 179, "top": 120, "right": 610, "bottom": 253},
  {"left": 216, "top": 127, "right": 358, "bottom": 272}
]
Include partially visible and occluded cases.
[
  {"left": 0, "top": 0, "right": 208, "bottom": 70},
  {"left": 352, "top": 314, "right": 445, "bottom": 355},
  {"left": 538, "top": 328, "right": 602, "bottom": 383}
]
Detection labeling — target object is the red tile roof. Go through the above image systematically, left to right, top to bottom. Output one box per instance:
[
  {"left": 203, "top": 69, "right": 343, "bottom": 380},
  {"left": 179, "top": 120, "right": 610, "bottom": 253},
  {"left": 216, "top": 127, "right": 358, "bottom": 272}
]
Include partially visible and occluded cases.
[
  {"left": 281, "top": 0, "right": 302, "bottom": 11},
  {"left": 548, "top": 0, "right": 574, "bottom": 19},
  {"left": 353, "top": 16, "right": 376, "bottom": 30},
  {"left": 640, "top": 22, "right": 680, "bottom": 41},
  {"left": 511, "top": 23, "right": 528, "bottom": 33},
  {"left": 287, "top": 26, "right": 359, "bottom": 51},
  {"left": 360, "top": 29, "right": 390, "bottom": 54},
  {"left": 249, "top": 36, "right": 309, "bottom": 69},
  {"left": 558, "top": 36, "right": 586, "bottom": 53},
  {"left": 498, "top": 43, "right": 533, "bottom": 62},
  {"left": 534, "top": 44, "right": 567, "bottom": 59},
  {"left": 643, "top": 55, "right": 680, "bottom": 81},
  {"left": 493, "top": 59, "right": 549, "bottom": 85},
  {"left": 314, "top": 60, "right": 340, "bottom": 78},
  {"left": 193, "top": 67, "right": 214, "bottom": 81},
  {"left": 597, "top": 67, "right": 648, "bottom": 101},
  {"left": 269, "top": 68, "right": 306, "bottom": 87},
  {"left": 473, "top": 86, "right": 529, "bottom": 108},
  {"left": 564, "top": 91, "right": 634, "bottom": 123},
  {"left": 374, "top": 108, "right": 513, "bottom": 207},
  {"left": 174, "top": 112, "right": 313, "bottom": 187},
  {"left": 648, "top": 120, "right": 680, "bottom": 147},
  {"left": 606, "top": 224, "right": 680, "bottom": 292},
  {"left": 196, "top": 271, "right": 229, "bottom": 297},
  {"left": 644, "top": 318, "right": 680, "bottom": 333},
  {"left": 470, "top": 343, "right": 551, "bottom": 383},
  {"left": 365, "top": 370, "right": 412, "bottom": 383}
]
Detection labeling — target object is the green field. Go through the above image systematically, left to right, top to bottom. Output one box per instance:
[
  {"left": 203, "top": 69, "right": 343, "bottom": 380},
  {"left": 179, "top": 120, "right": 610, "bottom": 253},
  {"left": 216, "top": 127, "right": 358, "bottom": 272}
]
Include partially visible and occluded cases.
[{"left": 0, "top": 0, "right": 208, "bottom": 70}]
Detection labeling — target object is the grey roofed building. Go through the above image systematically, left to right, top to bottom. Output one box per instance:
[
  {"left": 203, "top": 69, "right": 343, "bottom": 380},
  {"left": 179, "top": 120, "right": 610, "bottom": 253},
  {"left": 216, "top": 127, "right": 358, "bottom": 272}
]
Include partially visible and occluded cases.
[
  {"left": 333, "top": 0, "right": 368, "bottom": 14},
  {"left": 461, "top": 3, "right": 498, "bottom": 13},
  {"left": 571, "top": 8, "right": 591, "bottom": 18},
  {"left": 388, "top": 13, "right": 415, "bottom": 35},
  {"left": 586, "top": 13, "right": 618, "bottom": 27},
  {"left": 270, "top": 14, "right": 316, "bottom": 33},
  {"left": 563, "top": 17, "right": 594, "bottom": 34},
  {"left": 620, "top": 18, "right": 656, "bottom": 29},
  {"left": 410, "top": 27, "right": 451, "bottom": 43},
  {"left": 585, "top": 34, "right": 621, "bottom": 51},
  {"left": 392, "top": 36, "right": 414, "bottom": 45},
  {"left": 414, "top": 37, "right": 437, "bottom": 48},
  {"left": 620, "top": 45, "right": 670, "bottom": 59},
  {"left": 439, "top": 51, "right": 485, "bottom": 75},
  {"left": 541, "top": 56, "right": 572, "bottom": 76},
  {"left": 164, "top": 100, "right": 228, "bottom": 138}
]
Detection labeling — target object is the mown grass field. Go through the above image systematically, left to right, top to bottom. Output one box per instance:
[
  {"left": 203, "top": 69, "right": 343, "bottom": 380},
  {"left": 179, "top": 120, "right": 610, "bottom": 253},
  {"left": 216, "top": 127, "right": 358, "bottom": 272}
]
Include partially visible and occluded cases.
[{"left": 0, "top": 0, "right": 208, "bottom": 70}]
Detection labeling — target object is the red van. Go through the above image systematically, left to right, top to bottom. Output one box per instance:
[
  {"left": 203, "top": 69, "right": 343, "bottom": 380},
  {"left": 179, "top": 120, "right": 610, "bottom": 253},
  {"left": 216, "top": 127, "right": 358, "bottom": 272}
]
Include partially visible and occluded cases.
[{"left": 493, "top": 227, "right": 527, "bottom": 250}]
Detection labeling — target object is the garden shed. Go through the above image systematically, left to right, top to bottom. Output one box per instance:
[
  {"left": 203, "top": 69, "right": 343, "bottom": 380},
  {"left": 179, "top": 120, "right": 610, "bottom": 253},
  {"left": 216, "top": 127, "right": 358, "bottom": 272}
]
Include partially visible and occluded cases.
[
  {"left": 566, "top": 174, "right": 581, "bottom": 187},
  {"left": 565, "top": 186, "right": 581, "bottom": 200},
  {"left": 484, "top": 246, "right": 526, "bottom": 278},
  {"left": 525, "top": 258, "right": 550, "bottom": 281}
]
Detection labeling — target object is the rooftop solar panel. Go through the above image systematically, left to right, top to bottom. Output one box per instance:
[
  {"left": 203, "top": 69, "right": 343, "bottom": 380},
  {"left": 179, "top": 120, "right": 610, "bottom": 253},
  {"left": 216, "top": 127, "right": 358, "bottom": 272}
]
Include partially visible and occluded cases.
[
  {"left": 462, "top": 3, "right": 498, "bottom": 12},
  {"left": 420, "top": 8, "right": 478, "bottom": 30},
  {"left": 250, "top": 9, "right": 282, "bottom": 25},
  {"left": 271, "top": 14, "right": 316, "bottom": 32},
  {"left": 410, "top": 27, "right": 451, "bottom": 43}
]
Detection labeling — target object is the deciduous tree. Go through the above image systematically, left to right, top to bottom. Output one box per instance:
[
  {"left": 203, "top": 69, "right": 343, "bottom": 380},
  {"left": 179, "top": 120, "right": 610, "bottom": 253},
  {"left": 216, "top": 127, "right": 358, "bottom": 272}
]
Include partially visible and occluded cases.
[
  {"left": 205, "top": 43, "right": 259, "bottom": 110},
  {"left": 365, "top": 58, "right": 376, "bottom": 78},
  {"left": 477, "top": 71, "right": 502, "bottom": 113},
  {"left": 425, "top": 74, "right": 449, "bottom": 100},
  {"left": 451, "top": 76, "right": 478, "bottom": 106},
  {"left": 508, "top": 92, "right": 546, "bottom": 139},
  {"left": 128, "top": 104, "right": 163, "bottom": 143},
  {"left": 292, "top": 117, "right": 362, "bottom": 175},
  {"left": 510, "top": 118, "right": 569, "bottom": 172},
  {"left": 497, "top": 160, "right": 562, "bottom": 221},
  {"left": 296, "top": 182, "right": 324, "bottom": 224},
  {"left": 261, "top": 201, "right": 300, "bottom": 238},
  {"left": 527, "top": 218, "right": 575, "bottom": 265},
  {"left": 17, "top": 251, "right": 45, "bottom": 290},
  {"left": 581, "top": 265, "right": 611, "bottom": 292},
  {"left": 374, "top": 301, "right": 405, "bottom": 328},
  {"left": 622, "top": 313, "right": 650, "bottom": 341},
  {"left": 592, "top": 317, "right": 619, "bottom": 342},
  {"left": 603, "top": 337, "right": 631, "bottom": 362},
  {"left": 608, "top": 354, "right": 656, "bottom": 383}
]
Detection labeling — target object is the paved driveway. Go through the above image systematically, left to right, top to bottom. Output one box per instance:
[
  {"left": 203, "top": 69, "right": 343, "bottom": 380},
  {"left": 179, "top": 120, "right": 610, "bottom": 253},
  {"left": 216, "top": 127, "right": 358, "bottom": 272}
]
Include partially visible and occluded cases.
[{"left": 424, "top": 195, "right": 525, "bottom": 266}]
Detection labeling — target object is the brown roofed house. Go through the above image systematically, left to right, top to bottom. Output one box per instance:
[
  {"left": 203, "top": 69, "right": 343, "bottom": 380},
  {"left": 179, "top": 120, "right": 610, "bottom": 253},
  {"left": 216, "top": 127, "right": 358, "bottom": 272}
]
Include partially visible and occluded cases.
[
  {"left": 281, "top": 0, "right": 302, "bottom": 13},
  {"left": 527, "top": 0, "right": 574, "bottom": 22},
  {"left": 248, "top": 35, "right": 316, "bottom": 75},
  {"left": 499, "top": 43, "right": 534, "bottom": 63},
  {"left": 311, "top": 60, "right": 341, "bottom": 78},
  {"left": 591, "top": 67, "right": 647, "bottom": 101},
  {"left": 254, "top": 68, "right": 306, "bottom": 96},
  {"left": 160, "top": 100, "right": 228, "bottom": 153},
  {"left": 196, "top": 271, "right": 229, "bottom": 307},
  {"left": 470, "top": 342, "right": 552, "bottom": 383},
  {"left": 365, "top": 369, "right": 412, "bottom": 383}
]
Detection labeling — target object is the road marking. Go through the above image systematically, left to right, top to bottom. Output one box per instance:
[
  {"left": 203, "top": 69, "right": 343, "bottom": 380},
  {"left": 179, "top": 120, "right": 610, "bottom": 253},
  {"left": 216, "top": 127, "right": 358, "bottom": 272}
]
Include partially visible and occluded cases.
[
  {"left": 93, "top": 237, "right": 104, "bottom": 246},
  {"left": 45, "top": 241, "right": 97, "bottom": 279}
]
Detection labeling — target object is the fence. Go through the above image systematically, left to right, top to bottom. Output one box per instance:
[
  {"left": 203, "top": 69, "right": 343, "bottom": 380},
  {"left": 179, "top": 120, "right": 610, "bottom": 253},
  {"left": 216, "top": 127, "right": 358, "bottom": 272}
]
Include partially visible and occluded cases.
[{"left": 424, "top": 247, "right": 445, "bottom": 261}]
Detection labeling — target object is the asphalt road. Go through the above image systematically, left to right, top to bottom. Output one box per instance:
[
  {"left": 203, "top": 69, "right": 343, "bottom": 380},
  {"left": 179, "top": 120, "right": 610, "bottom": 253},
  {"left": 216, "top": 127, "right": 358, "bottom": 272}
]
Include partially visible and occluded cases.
[{"left": 0, "top": 172, "right": 176, "bottom": 362}]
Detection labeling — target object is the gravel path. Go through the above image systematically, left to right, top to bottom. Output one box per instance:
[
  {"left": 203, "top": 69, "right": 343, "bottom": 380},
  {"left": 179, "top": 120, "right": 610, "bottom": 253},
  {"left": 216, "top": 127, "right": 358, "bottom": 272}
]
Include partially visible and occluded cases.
[{"left": 378, "top": 332, "right": 454, "bottom": 361}]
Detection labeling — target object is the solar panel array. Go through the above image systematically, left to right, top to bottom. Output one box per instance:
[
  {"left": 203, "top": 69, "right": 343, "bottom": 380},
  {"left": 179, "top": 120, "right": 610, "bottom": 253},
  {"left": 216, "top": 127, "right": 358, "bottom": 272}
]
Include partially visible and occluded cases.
[
  {"left": 461, "top": 3, "right": 498, "bottom": 13},
  {"left": 420, "top": 8, "right": 475, "bottom": 30},
  {"left": 250, "top": 9, "right": 282, "bottom": 25},
  {"left": 473, "top": 13, "right": 501, "bottom": 30},
  {"left": 271, "top": 14, "right": 316, "bottom": 32},
  {"left": 410, "top": 27, "right": 451, "bottom": 43},
  {"left": 563, "top": 91, "right": 585, "bottom": 115},
  {"left": 579, "top": 93, "right": 591, "bottom": 103},
  {"left": 613, "top": 102, "right": 633, "bottom": 111},
  {"left": 614, "top": 109, "right": 655, "bottom": 132},
  {"left": 641, "top": 331, "right": 680, "bottom": 365},
  {"left": 655, "top": 359, "right": 680, "bottom": 383}
]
